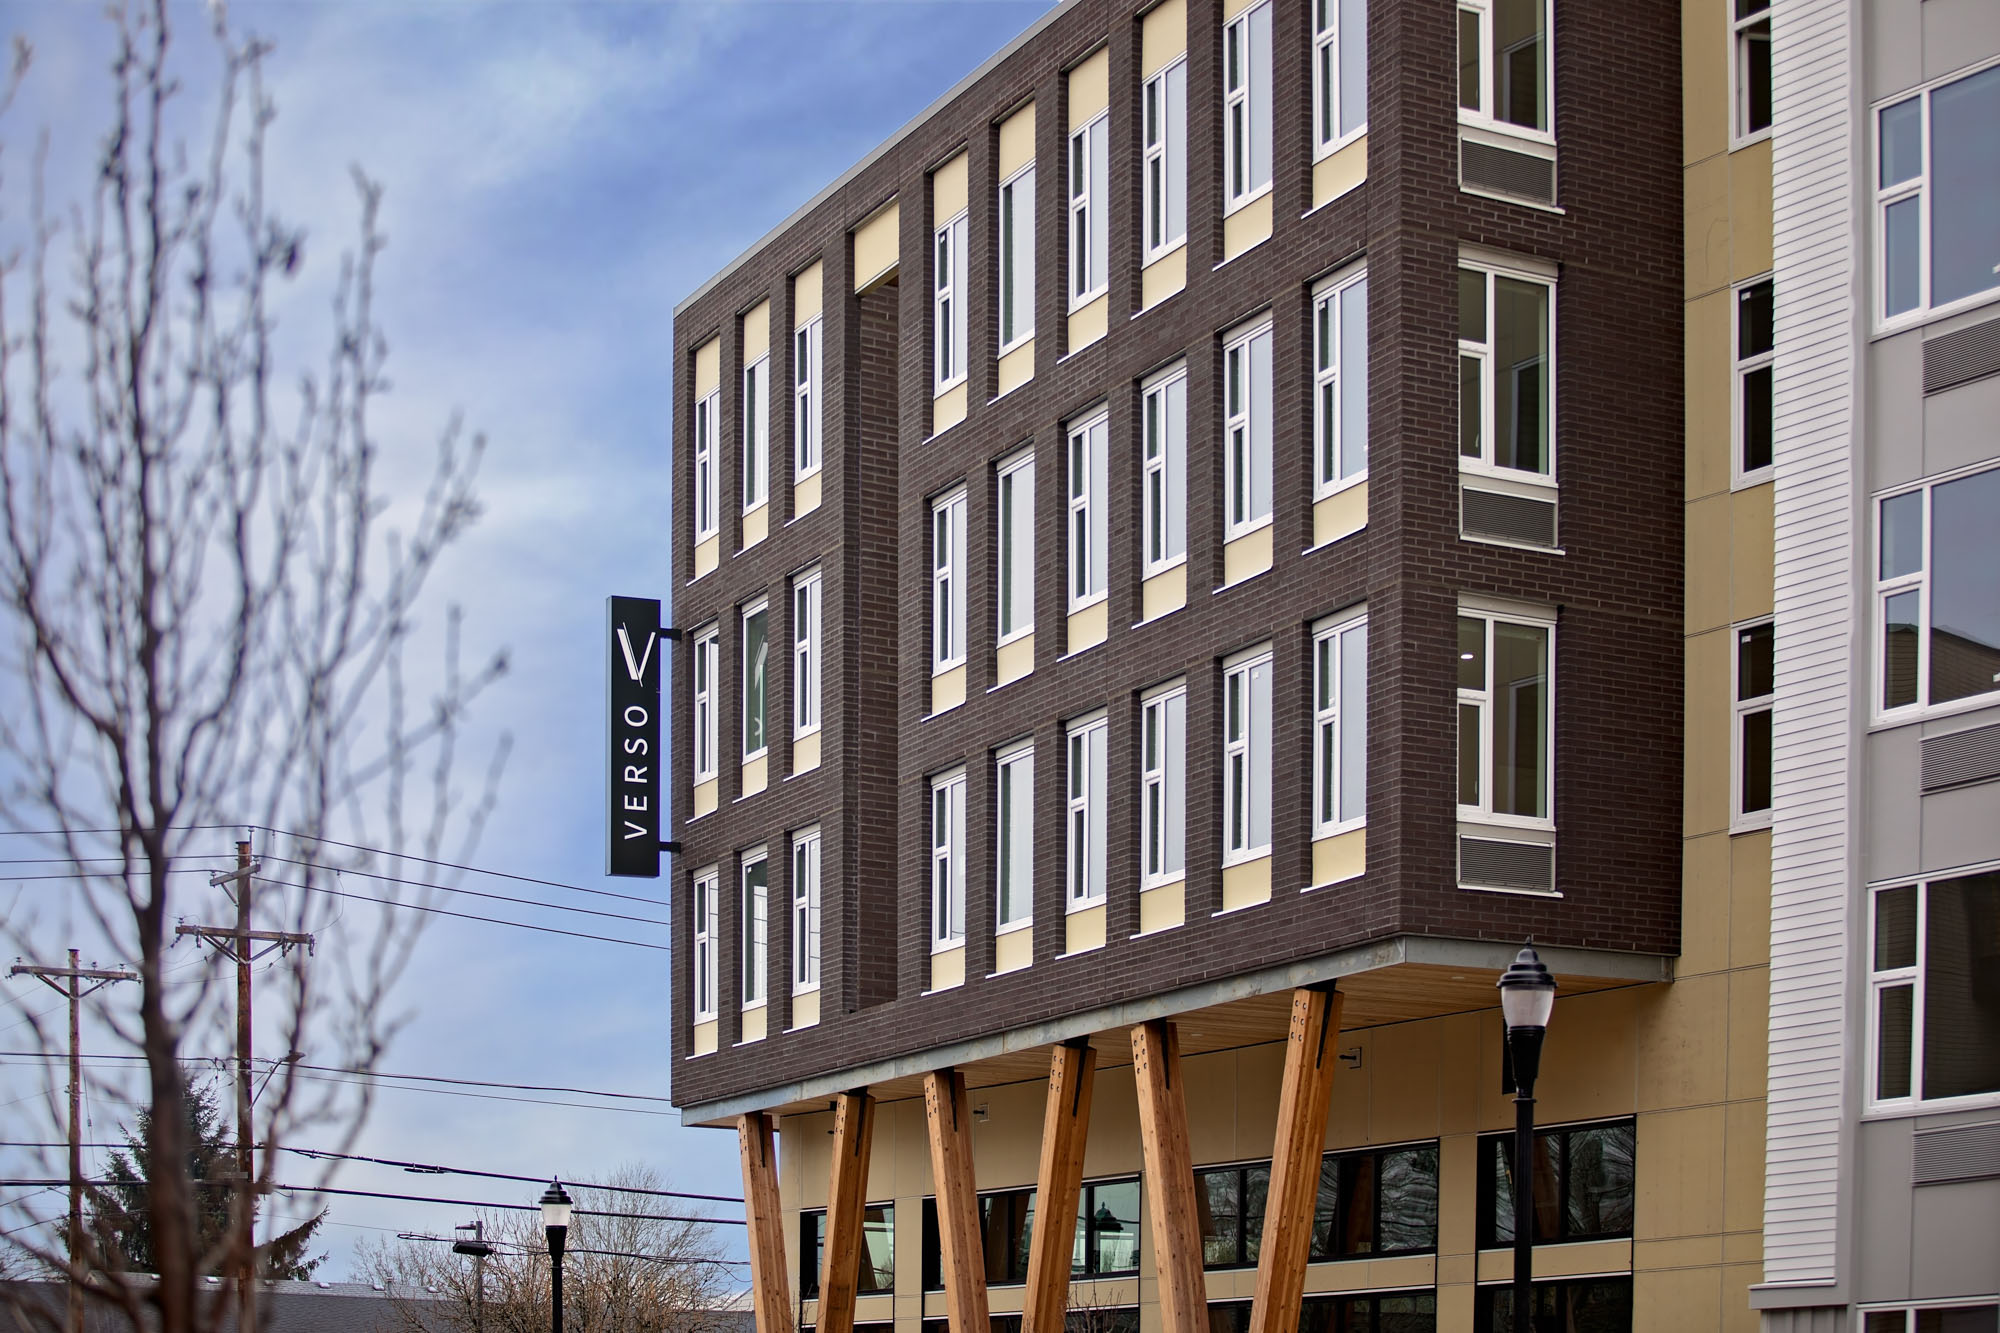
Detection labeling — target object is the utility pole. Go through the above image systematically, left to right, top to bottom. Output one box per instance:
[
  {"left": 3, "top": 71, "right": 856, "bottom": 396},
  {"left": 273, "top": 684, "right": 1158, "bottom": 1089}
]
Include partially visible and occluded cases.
[
  {"left": 177, "top": 836, "right": 311, "bottom": 1333},
  {"left": 10, "top": 950, "right": 139, "bottom": 1333},
  {"left": 454, "top": 1220, "right": 492, "bottom": 1333}
]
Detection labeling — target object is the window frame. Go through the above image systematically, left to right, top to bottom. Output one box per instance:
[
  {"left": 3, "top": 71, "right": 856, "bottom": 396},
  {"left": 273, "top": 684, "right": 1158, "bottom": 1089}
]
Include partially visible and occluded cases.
[
  {"left": 1222, "top": 0, "right": 1273, "bottom": 214},
  {"left": 1311, "top": 0, "right": 1368, "bottom": 158},
  {"left": 1455, "top": 0, "right": 1556, "bottom": 145},
  {"left": 1730, "top": 0, "right": 1772, "bottom": 146},
  {"left": 1142, "top": 57, "right": 1188, "bottom": 263},
  {"left": 1871, "top": 59, "right": 2000, "bottom": 331},
  {"left": 1069, "top": 112, "right": 1110, "bottom": 310},
  {"left": 998, "top": 164, "right": 1037, "bottom": 353},
  {"left": 935, "top": 212, "right": 969, "bottom": 394},
  {"left": 1458, "top": 259, "right": 1557, "bottom": 484},
  {"left": 1313, "top": 268, "right": 1370, "bottom": 499},
  {"left": 1732, "top": 274, "right": 1775, "bottom": 486},
  {"left": 794, "top": 316, "right": 822, "bottom": 480},
  {"left": 1223, "top": 321, "right": 1275, "bottom": 540},
  {"left": 742, "top": 355, "right": 769, "bottom": 514},
  {"left": 1142, "top": 364, "right": 1188, "bottom": 577},
  {"left": 693, "top": 389, "right": 720, "bottom": 544},
  {"left": 1067, "top": 410, "right": 1109, "bottom": 613},
  {"left": 996, "top": 450, "right": 1036, "bottom": 646},
  {"left": 1871, "top": 463, "right": 2000, "bottom": 723},
  {"left": 933, "top": 488, "right": 969, "bottom": 676},
  {"left": 793, "top": 568, "right": 822, "bottom": 739},
  {"left": 741, "top": 598, "right": 770, "bottom": 763},
  {"left": 1456, "top": 608, "right": 1556, "bottom": 831},
  {"left": 1313, "top": 610, "right": 1369, "bottom": 840},
  {"left": 1731, "top": 617, "right": 1774, "bottom": 832},
  {"left": 691, "top": 624, "right": 719, "bottom": 786},
  {"left": 1223, "top": 646, "right": 1274, "bottom": 866},
  {"left": 1141, "top": 680, "right": 1187, "bottom": 891},
  {"left": 1066, "top": 712, "right": 1109, "bottom": 911},
  {"left": 995, "top": 740, "right": 1035, "bottom": 933},
  {"left": 931, "top": 768, "right": 967, "bottom": 952},
  {"left": 791, "top": 827, "right": 820, "bottom": 996},
  {"left": 740, "top": 847, "right": 769, "bottom": 1010},
  {"left": 691, "top": 866, "right": 719, "bottom": 1023},
  {"left": 1867, "top": 868, "right": 2000, "bottom": 1114},
  {"left": 1859, "top": 1302, "right": 2000, "bottom": 1333}
]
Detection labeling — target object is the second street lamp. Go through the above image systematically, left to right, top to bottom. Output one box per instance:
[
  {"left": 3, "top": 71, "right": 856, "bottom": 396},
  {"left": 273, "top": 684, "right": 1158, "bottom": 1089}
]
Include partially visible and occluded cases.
[
  {"left": 1498, "top": 943, "right": 1557, "bottom": 1333},
  {"left": 541, "top": 1179, "right": 573, "bottom": 1333}
]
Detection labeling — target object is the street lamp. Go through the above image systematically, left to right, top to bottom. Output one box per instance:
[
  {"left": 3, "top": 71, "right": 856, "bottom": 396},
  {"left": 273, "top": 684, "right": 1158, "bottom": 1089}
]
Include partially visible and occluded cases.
[
  {"left": 1498, "top": 943, "right": 1557, "bottom": 1333},
  {"left": 540, "top": 1179, "right": 573, "bottom": 1333},
  {"left": 453, "top": 1220, "right": 493, "bottom": 1333}
]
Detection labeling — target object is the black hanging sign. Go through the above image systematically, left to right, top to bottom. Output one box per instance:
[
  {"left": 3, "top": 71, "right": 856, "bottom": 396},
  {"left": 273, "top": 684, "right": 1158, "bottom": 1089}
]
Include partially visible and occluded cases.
[{"left": 607, "top": 596, "right": 662, "bottom": 878}]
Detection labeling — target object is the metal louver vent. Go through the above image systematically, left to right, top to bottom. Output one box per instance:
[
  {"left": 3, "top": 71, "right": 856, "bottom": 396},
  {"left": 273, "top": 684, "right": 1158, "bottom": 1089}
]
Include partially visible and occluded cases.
[
  {"left": 1460, "top": 139, "right": 1557, "bottom": 206},
  {"left": 1923, "top": 315, "right": 2000, "bottom": 394},
  {"left": 1462, "top": 486, "right": 1558, "bottom": 548},
  {"left": 1921, "top": 722, "right": 2000, "bottom": 792},
  {"left": 1458, "top": 837, "right": 1554, "bottom": 892},
  {"left": 1913, "top": 1121, "right": 2000, "bottom": 1186}
]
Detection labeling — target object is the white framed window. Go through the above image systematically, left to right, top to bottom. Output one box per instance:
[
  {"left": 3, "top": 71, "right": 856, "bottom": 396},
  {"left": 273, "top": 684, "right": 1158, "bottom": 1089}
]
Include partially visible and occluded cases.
[
  {"left": 1313, "top": 0, "right": 1368, "bottom": 155},
  {"left": 1456, "top": 0, "right": 1552, "bottom": 139},
  {"left": 1731, "top": 0, "right": 1771, "bottom": 143},
  {"left": 1222, "top": 1, "right": 1272, "bottom": 211},
  {"left": 1142, "top": 58, "right": 1188, "bottom": 262},
  {"left": 1874, "top": 61, "right": 2000, "bottom": 328},
  {"left": 1069, "top": 114, "right": 1109, "bottom": 308},
  {"left": 999, "top": 165, "right": 1037, "bottom": 351},
  {"left": 935, "top": 212, "right": 969, "bottom": 392},
  {"left": 1458, "top": 261, "right": 1554, "bottom": 479},
  {"left": 1314, "top": 269, "right": 1369, "bottom": 496},
  {"left": 1733, "top": 277, "right": 1774, "bottom": 484},
  {"left": 795, "top": 317, "right": 823, "bottom": 478},
  {"left": 1223, "top": 322, "right": 1274, "bottom": 538},
  {"left": 743, "top": 356, "right": 769, "bottom": 512},
  {"left": 1142, "top": 364, "right": 1187, "bottom": 575},
  {"left": 693, "top": 390, "right": 719, "bottom": 543},
  {"left": 1067, "top": 412, "right": 1108, "bottom": 611},
  {"left": 997, "top": 451, "right": 1036, "bottom": 643},
  {"left": 1874, "top": 464, "right": 2000, "bottom": 719},
  {"left": 933, "top": 488, "right": 968, "bottom": 675},
  {"left": 793, "top": 568, "right": 821, "bottom": 738},
  {"left": 741, "top": 599, "right": 770, "bottom": 761},
  {"left": 1456, "top": 610, "right": 1554, "bottom": 827},
  {"left": 1313, "top": 611, "right": 1368, "bottom": 837},
  {"left": 1732, "top": 619, "right": 1773, "bottom": 831},
  {"left": 691, "top": 624, "right": 719, "bottom": 785},
  {"left": 1222, "top": 647, "right": 1273, "bottom": 863},
  {"left": 1140, "top": 682, "right": 1186, "bottom": 888},
  {"left": 1066, "top": 714, "right": 1108, "bottom": 908},
  {"left": 995, "top": 741, "right": 1035, "bottom": 930},
  {"left": 931, "top": 768, "right": 967, "bottom": 949},
  {"left": 791, "top": 828, "right": 820, "bottom": 995},
  {"left": 741, "top": 848, "right": 769, "bottom": 1008},
  {"left": 692, "top": 866, "right": 719, "bottom": 1023},
  {"left": 1868, "top": 870, "right": 2000, "bottom": 1110},
  {"left": 1860, "top": 1305, "right": 2000, "bottom": 1333}
]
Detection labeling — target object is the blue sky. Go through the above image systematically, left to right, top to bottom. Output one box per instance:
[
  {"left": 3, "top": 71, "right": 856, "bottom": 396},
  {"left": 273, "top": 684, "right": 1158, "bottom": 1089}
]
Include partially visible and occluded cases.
[{"left": 0, "top": 0, "right": 1053, "bottom": 1283}]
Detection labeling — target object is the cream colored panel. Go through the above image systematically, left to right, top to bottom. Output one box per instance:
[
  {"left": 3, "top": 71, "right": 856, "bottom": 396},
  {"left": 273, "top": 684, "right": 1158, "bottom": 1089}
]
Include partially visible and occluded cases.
[
  {"left": 1141, "top": 0, "right": 1187, "bottom": 77},
  {"left": 1223, "top": 0, "right": 1260, "bottom": 19},
  {"left": 1682, "top": 0, "right": 1729, "bottom": 164},
  {"left": 1068, "top": 49, "right": 1109, "bottom": 128},
  {"left": 998, "top": 103, "right": 1037, "bottom": 178},
  {"left": 1312, "top": 134, "right": 1367, "bottom": 209},
  {"left": 1728, "top": 138, "right": 1773, "bottom": 283},
  {"left": 933, "top": 153, "right": 969, "bottom": 223},
  {"left": 1684, "top": 155, "right": 1730, "bottom": 298},
  {"left": 1222, "top": 191, "right": 1273, "bottom": 261},
  {"left": 853, "top": 199, "right": 901, "bottom": 292},
  {"left": 1141, "top": 244, "right": 1188, "bottom": 310},
  {"left": 793, "top": 262, "right": 823, "bottom": 325},
  {"left": 1685, "top": 290, "right": 1732, "bottom": 500},
  {"left": 1068, "top": 293, "right": 1108, "bottom": 353},
  {"left": 744, "top": 301, "right": 770, "bottom": 361},
  {"left": 695, "top": 338, "right": 721, "bottom": 397},
  {"left": 996, "top": 338, "right": 1035, "bottom": 395},
  {"left": 933, "top": 381, "right": 968, "bottom": 435},
  {"left": 794, "top": 470, "right": 821, "bottom": 517},
  {"left": 1312, "top": 481, "right": 1368, "bottom": 547},
  {"left": 1730, "top": 481, "right": 1773, "bottom": 620},
  {"left": 1685, "top": 493, "right": 1730, "bottom": 634},
  {"left": 742, "top": 504, "right": 768, "bottom": 549},
  {"left": 1222, "top": 525, "right": 1273, "bottom": 585},
  {"left": 694, "top": 535, "right": 719, "bottom": 580},
  {"left": 1141, "top": 565, "right": 1187, "bottom": 621},
  {"left": 1067, "top": 600, "right": 1108, "bottom": 654},
  {"left": 1684, "top": 630, "right": 1730, "bottom": 836},
  {"left": 995, "top": 632, "right": 1035, "bottom": 686},
  {"left": 931, "top": 663, "right": 966, "bottom": 714},
  {"left": 792, "top": 730, "right": 821, "bottom": 776},
  {"left": 741, "top": 754, "right": 768, "bottom": 798},
  {"left": 692, "top": 778, "right": 718, "bottom": 819},
  {"left": 1310, "top": 828, "right": 1365, "bottom": 885},
  {"left": 1728, "top": 829, "right": 1771, "bottom": 970},
  {"left": 1679, "top": 831, "right": 1731, "bottom": 978},
  {"left": 1221, "top": 855, "right": 1271, "bottom": 910},
  {"left": 1137, "top": 880, "right": 1185, "bottom": 933},
  {"left": 1065, "top": 903, "right": 1106, "bottom": 954},
  {"left": 995, "top": 926, "right": 1033, "bottom": 975},
  {"left": 929, "top": 945, "right": 965, "bottom": 992},
  {"left": 1726, "top": 966, "right": 1770, "bottom": 1101},
  {"left": 1635, "top": 974, "right": 1729, "bottom": 1113},
  {"left": 1531, "top": 986, "right": 1641, "bottom": 1126},
  {"left": 790, "top": 990, "right": 820, "bottom": 1029},
  {"left": 740, "top": 1006, "right": 767, "bottom": 1044},
  {"left": 1436, "top": 1013, "right": 1483, "bottom": 1137},
  {"left": 1369, "top": 1018, "right": 1442, "bottom": 1141},
  {"left": 692, "top": 1019, "right": 718, "bottom": 1056},
  {"left": 1722, "top": 1098, "right": 1767, "bottom": 1235},
  {"left": 1634, "top": 1106, "right": 1727, "bottom": 1238},
  {"left": 1437, "top": 1134, "right": 1479, "bottom": 1256},
  {"left": 1635, "top": 1236, "right": 1725, "bottom": 1273},
  {"left": 1474, "top": 1239, "right": 1634, "bottom": 1282},
  {"left": 1436, "top": 1254, "right": 1476, "bottom": 1288},
  {"left": 1435, "top": 1282, "right": 1475, "bottom": 1332}
]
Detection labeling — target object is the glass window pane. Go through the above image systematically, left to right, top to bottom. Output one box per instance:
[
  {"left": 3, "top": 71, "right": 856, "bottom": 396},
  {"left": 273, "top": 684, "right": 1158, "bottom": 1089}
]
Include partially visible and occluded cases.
[
  {"left": 1338, "top": 0, "right": 1367, "bottom": 135},
  {"left": 1491, "top": 0, "right": 1546, "bottom": 131},
  {"left": 1742, "top": 20, "right": 1772, "bottom": 133},
  {"left": 1928, "top": 65, "right": 2000, "bottom": 308},
  {"left": 1879, "top": 98, "right": 1922, "bottom": 188},
  {"left": 1885, "top": 195, "right": 1922, "bottom": 317},
  {"left": 1459, "top": 268, "right": 1487, "bottom": 343},
  {"left": 1339, "top": 278, "right": 1369, "bottom": 477},
  {"left": 1494, "top": 278, "right": 1550, "bottom": 473},
  {"left": 1738, "top": 280, "right": 1774, "bottom": 358},
  {"left": 1460, "top": 355, "right": 1484, "bottom": 459},
  {"left": 1742, "top": 364, "right": 1774, "bottom": 473},
  {"left": 1927, "top": 467, "right": 2000, "bottom": 705},
  {"left": 1881, "top": 491, "right": 1923, "bottom": 579},
  {"left": 1884, "top": 589, "right": 1921, "bottom": 709},
  {"left": 744, "top": 609, "right": 768, "bottom": 753},
  {"left": 1491, "top": 622, "right": 1549, "bottom": 819},
  {"left": 1738, "top": 622, "right": 1774, "bottom": 700},
  {"left": 1339, "top": 625, "right": 1368, "bottom": 823},
  {"left": 1249, "top": 662, "right": 1272, "bottom": 849},
  {"left": 1458, "top": 702, "right": 1482, "bottom": 807},
  {"left": 1741, "top": 707, "right": 1773, "bottom": 815},
  {"left": 1921, "top": 872, "right": 2000, "bottom": 1101},
  {"left": 1876, "top": 884, "right": 1917, "bottom": 970},
  {"left": 1877, "top": 982, "right": 1914, "bottom": 1100},
  {"left": 1563, "top": 1125, "right": 1635, "bottom": 1238},
  {"left": 1377, "top": 1146, "right": 1440, "bottom": 1253},
  {"left": 1337, "top": 1154, "right": 1376, "bottom": 1256},
  {"left": 1309, "top": 1156, "right": 1340, "bottom": 1261},
  {"left": 1241, "top": 1166, "right": 1269, "bottom": 1263},
  {"left": 1199, "top": 1171, "right": 1240, "bottom": 1266},
  {"left": 1089, "top": 1181, "right": 1141, "bottom": 1274},
  {"left": 861, "top": 1205, "right": 895, "bottom": 1294},
  {"left": 1916, "top": 1307, "right": 2000, "bottom": 1333}
]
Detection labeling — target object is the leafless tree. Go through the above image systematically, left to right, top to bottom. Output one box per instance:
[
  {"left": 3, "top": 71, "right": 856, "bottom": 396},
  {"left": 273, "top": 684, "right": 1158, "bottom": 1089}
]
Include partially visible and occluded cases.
[
  {"left": 0, "top": 1, "right": 508, "bottom": 1330},
  {"left": 359, "top": 1167, "right": 733, "bottom": 1333}
]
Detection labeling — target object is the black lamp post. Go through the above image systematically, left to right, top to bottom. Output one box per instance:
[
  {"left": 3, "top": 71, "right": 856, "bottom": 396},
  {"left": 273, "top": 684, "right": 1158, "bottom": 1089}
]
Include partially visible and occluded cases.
[
  {"left": 1498, "top": 944, "right": 1557, "bottom": 1333},
  {"left": 540, "top": 1179, "right": 573, "bottom": 1333}
]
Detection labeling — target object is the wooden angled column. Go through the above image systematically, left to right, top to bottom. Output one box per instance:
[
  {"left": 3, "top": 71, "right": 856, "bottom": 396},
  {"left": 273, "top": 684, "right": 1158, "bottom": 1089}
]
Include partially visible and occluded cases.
[
  {"left": 1247, "top": 987, "right": 1344, "bottom": 1333},
  {"left": 1131, "top": 1021, "right": 1206, "bottom": 1333},
  {"left": 1022, "top": 1039, "right": 1096, "bottom": 1333},
  {"left": 924, "top": 1069, "right": 991, "bottom": 1333},
  {"left": 818, "top": 1090, "right": 878, "bottom": 1333},
  {"left": 737, "top": 1112, "right": 795, "bottom": 1333}
]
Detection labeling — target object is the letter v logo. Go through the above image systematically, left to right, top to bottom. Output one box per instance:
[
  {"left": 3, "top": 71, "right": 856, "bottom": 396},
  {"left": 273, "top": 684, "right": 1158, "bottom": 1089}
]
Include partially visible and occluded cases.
[{"left": 616, "top": 624, "right": 657, "bottom": 684}]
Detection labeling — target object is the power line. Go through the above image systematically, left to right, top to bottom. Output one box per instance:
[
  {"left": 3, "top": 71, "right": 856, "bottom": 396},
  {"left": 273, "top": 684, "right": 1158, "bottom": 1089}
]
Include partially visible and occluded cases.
[
  {"left": 251, "top": 826, "right": 670, "bottom": 910},
  {"left": 257, "top": 855, "right": 670, "bottom": 928},
  {"left": 249, "top": 875, "right": 669, "bottom": 951},
  {"left": 0, "top": 1180, "right": 740, "bottom": 1226},
  {"left": 396, "top": 1233, "right": 751, "bottom": 1268}
]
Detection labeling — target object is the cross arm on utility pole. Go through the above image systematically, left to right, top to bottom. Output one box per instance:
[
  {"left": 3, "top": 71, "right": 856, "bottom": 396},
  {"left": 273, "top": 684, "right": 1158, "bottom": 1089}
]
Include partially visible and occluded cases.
[
  {"left": 173, "top": 924, "right": 315, "bottom": 962},
  {"left": 11, "top": 962, "right": 142, "bottom": 997}
]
